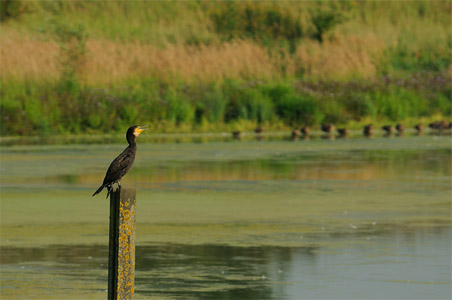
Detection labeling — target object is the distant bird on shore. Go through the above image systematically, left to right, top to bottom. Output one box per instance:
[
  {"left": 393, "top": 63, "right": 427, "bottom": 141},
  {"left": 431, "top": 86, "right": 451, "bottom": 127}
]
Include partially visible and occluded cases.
[
  {"left": 429, "top": 121, "right": 449, "bottom": 130},
  {"left": 428, "top": 122, "right": 438, "bottom": 129},
  {"left": 396, "top": 123, "right": 405, "bottom": 132},
  {"left": 414, "top": 123, "right": 424, "bottom": 132},
  {"left": 321, "top": 124, "right": 335, "bottom": 134},
  {"left": 363, "top": 124, "right": 373, "bottom": 136},
  {"left": 93, "top": 125, "right": 147, "bottom": 198},
  {"left": 382, "top": 125, "right": 394, "bottom": 134},
  {"left": 255, "top": 126, "right": 264, "bottom": 134},
  {"left": 301, "top": 126, "right": 310, "bottom": 135},
  {"left": 337, "top": 128, "right": 348, "bottom": 136},
  {"left": 291, "top": 129, "right": 300, "bottom": 139},
  {"left": 232, "top": 131, "right": 242, "bottom": 139}
]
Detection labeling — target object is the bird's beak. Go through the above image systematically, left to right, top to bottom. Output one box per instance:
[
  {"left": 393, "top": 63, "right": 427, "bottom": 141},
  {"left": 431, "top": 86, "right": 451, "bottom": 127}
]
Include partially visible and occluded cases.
[{"left": 135, "top": 125, "right": 148, "bottom": 135}]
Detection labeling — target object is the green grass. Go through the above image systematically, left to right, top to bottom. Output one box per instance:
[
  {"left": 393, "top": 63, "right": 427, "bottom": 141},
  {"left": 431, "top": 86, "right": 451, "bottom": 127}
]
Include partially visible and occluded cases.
[{"left": 1, "top": 76, "right": 450, "bottom": 136}]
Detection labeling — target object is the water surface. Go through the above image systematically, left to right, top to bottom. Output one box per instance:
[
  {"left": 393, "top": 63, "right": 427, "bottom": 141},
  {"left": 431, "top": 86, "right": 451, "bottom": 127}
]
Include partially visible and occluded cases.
[{"left": 1, "top": 134, "right": 451, "bottom": 299}]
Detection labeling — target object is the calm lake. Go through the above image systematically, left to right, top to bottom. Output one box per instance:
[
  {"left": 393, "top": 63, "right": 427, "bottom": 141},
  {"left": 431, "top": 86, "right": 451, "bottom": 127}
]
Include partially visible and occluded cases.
[{"left": 1, "top": 132, "right": 451, "bottom": 299}]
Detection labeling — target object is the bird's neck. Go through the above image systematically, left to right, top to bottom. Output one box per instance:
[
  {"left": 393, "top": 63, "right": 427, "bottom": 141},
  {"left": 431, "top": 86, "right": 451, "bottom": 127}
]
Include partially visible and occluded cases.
[{"left": 127, "top": 136, "right": 137, "bottom": 147}]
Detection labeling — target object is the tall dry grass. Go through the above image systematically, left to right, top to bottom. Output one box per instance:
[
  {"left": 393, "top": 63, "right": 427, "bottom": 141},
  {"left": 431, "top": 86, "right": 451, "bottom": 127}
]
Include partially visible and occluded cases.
[
  {"left": 1, "top": 0, "right": 450, "bottom": 85},
  {"left": 1, "top": 33, "right": 387, "bottom": 84},
  {"left": 0, "top": 35, "right": 59, "bottom": 81},
  {"left": 295, "top": 35, "right": 385, "bottom": 80},
  {"left": 0, "top": 36, "right": 278, "bottom": 83},
  {"left": 85, "top": 39, "right": 278, "bottom": 83}
]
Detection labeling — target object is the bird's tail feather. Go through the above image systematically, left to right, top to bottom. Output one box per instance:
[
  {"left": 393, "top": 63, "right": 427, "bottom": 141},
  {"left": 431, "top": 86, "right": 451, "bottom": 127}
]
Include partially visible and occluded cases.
[{"left": 92, "top": 185, "right": 104, "bottom": 197}]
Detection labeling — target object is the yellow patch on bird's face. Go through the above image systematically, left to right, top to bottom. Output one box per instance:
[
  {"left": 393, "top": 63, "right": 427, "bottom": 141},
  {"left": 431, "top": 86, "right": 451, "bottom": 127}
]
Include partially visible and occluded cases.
[{"left": 133, "top": 126, "right": 146, "bottom": 136}]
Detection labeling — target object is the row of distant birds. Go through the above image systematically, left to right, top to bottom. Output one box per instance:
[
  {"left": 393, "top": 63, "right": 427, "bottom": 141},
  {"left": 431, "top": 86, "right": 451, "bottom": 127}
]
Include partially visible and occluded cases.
[{"left": 232, "top": 120, "right": 452, "bottom": 138}]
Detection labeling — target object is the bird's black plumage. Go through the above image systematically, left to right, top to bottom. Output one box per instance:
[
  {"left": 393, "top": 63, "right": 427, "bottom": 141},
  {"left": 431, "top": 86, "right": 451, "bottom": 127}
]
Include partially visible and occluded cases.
[{"left": 93, "top": 125, "right": 146, "bottom": 198}]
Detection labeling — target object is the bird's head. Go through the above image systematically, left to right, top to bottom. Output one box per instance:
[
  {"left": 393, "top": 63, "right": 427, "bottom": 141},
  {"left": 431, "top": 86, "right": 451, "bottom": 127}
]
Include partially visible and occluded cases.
[{"left": 127, "top": 125, "right": 148, "bottom": 144}]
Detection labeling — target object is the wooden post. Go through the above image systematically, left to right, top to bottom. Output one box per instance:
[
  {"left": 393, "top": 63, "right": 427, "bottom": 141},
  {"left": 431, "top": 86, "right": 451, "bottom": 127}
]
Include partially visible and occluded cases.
[{"left": 108, "top": 187, "right": 137, "bottom": 300}]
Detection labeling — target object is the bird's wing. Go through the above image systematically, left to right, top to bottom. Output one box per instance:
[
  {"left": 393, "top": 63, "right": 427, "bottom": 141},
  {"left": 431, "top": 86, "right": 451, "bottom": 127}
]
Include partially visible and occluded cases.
[{"left": 103, "top": 148, "right": 135, "bottom": 184}]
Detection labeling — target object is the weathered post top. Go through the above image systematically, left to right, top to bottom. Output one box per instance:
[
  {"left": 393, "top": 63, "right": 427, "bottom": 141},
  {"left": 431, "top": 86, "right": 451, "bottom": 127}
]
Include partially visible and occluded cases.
[{"left": 108, "top": 187, "right": 137, "bottom": 300}]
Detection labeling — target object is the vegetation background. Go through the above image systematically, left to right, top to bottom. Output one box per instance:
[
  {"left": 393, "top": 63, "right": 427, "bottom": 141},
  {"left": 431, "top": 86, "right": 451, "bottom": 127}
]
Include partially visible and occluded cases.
[{"left": 1, "top": 0, "right": 451, "bottom": 136}]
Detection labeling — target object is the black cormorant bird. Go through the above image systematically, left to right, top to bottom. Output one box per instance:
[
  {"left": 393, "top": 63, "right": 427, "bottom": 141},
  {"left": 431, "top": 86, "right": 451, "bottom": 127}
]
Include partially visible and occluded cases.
[
  {"left": 429, "top": 120, "right": 449, "bottom": 130},
  {"left": 396, "top": 123, "right": 405, "bottom": 132},
  {"left": 415, "top": 123, "right": 424, "bottom": 132},
  {"left": 321, "top": 124, "right": 335, "bottom": 134},
  {"left": 363, "top": 124, "right": 374, "bottom": 136},
  {"left": 93, "top": 125, "right": 147, "bottom": 198},
  {"left": 382, "top": 125, "right": 394, "bottom": 134},
  {"left": 255, "top": 126, "right": 264, "bottom": 134},
  {"left": 301, "top": 126, "right": 310, "bottom": 135},
  {"left": 337, "top": 128, "right": 348, "bottom": 136},
  {"left": 291, "top": 129, "right": 300, "bottom": 138},
  {"left": 232, "top": 131, "right": 242, "bottom": 139}
]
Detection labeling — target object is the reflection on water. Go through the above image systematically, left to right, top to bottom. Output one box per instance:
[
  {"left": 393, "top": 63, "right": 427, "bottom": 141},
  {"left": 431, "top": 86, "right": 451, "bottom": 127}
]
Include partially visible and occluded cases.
[
  {"left": 1, "top": 134, "right": 451, "bottom": 299},
  {"left": 2, "top": 137, "right": 451, "bottom": 191},
  {"left": 1, "top": 225, "right": 450, "bottom": 299}
]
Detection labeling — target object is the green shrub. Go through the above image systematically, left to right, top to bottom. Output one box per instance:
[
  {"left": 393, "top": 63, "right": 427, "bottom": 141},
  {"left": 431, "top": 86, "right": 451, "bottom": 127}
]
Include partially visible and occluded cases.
[
  {"left": 0, "top": 0, "right": 26, "bottom": 22},
  {"left": 211, "top": 2, "right": 303, "bottom": 51},
  {"left": 311, "top": 9, "right": 343, "bottom": 43},
  {"left": 45, "top": 20, "right": 88, "bottom": 84},
  {"left": 388, "top": 45, "right": 452, "bottom": 72},
  {"left": 0, "top": 76, "right": 449, "bottom": 136},
  {"left": 0, "top": 81, "right": 23, "bottom": 135},
  {"left": 222, "top": 81, "right": 274, "bottom": 123},
  {"left": 264, "top": 82, "right": 292, "bottom": 101},
  {"left": 265, "top": 84, "right": 323, "bottom": 125},
  {"left": 195, "top": 85, "right": 227, "bottom": 124},
  {"left": 373, "top": 86, "right": 429, "bottom": 120},
  {"left": 164, "top": 88, "right": 193, "bottom": 125},
  {"left": 241, "top": 89, "right": 273, "bottom": 123},
  {"left": 432, "top": 89, "right": 452, "bottom": 116},
  {"left": 276, "top": 94, "right": 323, "bottom": 126},
  {"left": 343, "top": 94, "right": 377, "bottom": 120},
  {"left": 321, "top": 99, "right": 347, "bottom": 124},
  {"left": 120, "top": 105, "right": 139, "bottom": 126}
]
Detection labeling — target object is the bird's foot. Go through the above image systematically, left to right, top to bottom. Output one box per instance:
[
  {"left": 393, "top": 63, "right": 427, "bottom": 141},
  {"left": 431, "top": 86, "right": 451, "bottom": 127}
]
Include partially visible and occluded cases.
[{"left": 106, "top": 185, "right": 112, "bottom": 199}]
